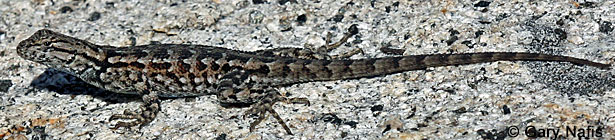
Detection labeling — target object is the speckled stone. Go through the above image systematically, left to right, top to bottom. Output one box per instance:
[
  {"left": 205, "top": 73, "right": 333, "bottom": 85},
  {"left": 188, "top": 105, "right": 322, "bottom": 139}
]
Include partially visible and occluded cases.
[{"left": 1, "top": 0, "right": 614, "bottom": 139}]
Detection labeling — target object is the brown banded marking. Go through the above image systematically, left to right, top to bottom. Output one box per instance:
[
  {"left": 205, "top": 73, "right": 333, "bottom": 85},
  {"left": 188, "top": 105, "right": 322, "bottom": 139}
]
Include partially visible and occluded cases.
[
  {"left": 105, "top": 47, "right": 148, "bottom": 62},
  {"left": 158, "top": 49, "right": 195, "bottom": 91},
  {"left": 490, "top": 52, "right": 509, "bottom": 60},
  {"left": 470, "top": 53, "right": 493, "bottom": 63},
  {"left": 511, "top": 53, "right": 534, "bottom": 59},
  {"left": 514, "top": 53, "right": 540, "bottom": 61},
  {"left": 534, "top": 53, "right": 551, "bottom": 60},
  {"left": 443, "top": 54, "right": 471, "bottom": 64},
  {"left": 127, "top": 55, "right": 186, "bottom": 94},
  {"left": 421, "top": 55, "right": 447, "bottom": 66},
  {"left": 398, "top": 56, "right": 422, "bottom": 70},
  {"left": 373, "top": 57, "right": 400, "bottom": 74},
  {"left": 201, "top": 58, "right": 220, "bottom": 86},
  {"left": 241, "top": 58, "right": 260, "bottom": 70},
  {"left": 187, "top": 59, "right": 207, "bottom": 85},
  {"left": 285, "top": 59, "right": 318, "bottom": 82},
  {"left": 348, "top": 59, "right": 375, "bottom": 77},
  {"left": 165, "top": 60, "right": 194, "bottom": 91},
  {"left": 171, "top": 60, "right": 190, "bottom": 74},
  {"left": 193, "top": 60, "right": 209, "bottom": 72},
  {"left": 265, "top": 60, "right": 288, "bottom": 78},
  {"left": 286, "top": 60, "right": 310, "bottom": 80},
  {"left": 286, "top": 60, "right": 306, "bottom": 73},
  {"left": 305, "top": 60, "right": 332, "bottom": 78},
  {"left": 325, "top": 60, "right": 349, "bottom": 78},
  {"left": 142, "top": 61, "right": 171, "bottom": 89},
  {"left": 193, "top": 62, "right": 212, "bottom": 88},
  {"left": 147, "top": 63, "right": 172, "bottom": 71}
]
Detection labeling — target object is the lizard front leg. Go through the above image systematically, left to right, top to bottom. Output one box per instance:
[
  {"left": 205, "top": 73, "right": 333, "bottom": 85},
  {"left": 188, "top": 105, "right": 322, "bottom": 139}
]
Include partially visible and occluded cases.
[{"left": 109, "top": 91, "right": 161, "bottom": 129}]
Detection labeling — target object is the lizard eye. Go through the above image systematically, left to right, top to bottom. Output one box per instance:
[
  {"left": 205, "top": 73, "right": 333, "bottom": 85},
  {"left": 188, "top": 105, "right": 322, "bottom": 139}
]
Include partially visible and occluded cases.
[{"left": 44, "top": 41, "right": 51, "bottom": 46}]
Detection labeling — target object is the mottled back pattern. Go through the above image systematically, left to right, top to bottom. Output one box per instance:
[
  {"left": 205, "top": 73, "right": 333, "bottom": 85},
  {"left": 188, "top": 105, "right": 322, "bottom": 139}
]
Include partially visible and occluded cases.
[{"left": 17, "top": 29, "right": 611, "bottom": 134}]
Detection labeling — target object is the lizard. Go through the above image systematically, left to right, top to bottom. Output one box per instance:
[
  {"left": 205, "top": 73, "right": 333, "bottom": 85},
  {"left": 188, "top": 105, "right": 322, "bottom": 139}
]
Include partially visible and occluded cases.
[{"left": 16, "top": 25, "right": 611, "bottom": 134}]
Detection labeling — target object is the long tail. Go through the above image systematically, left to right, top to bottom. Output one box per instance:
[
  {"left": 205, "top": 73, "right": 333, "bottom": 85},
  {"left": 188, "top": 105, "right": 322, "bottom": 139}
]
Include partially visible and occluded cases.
[{"left": 271, "top": 52, "right": 610, "bottom": 85}]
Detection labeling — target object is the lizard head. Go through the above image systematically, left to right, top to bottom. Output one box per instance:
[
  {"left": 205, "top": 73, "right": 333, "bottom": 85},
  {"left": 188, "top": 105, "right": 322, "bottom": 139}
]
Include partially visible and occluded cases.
[
  {"left": 17, "top": 29, "right": 105, "bottom": 73},
  {"left": 18, "top": 29, "right": 77, "bottom": 64}
]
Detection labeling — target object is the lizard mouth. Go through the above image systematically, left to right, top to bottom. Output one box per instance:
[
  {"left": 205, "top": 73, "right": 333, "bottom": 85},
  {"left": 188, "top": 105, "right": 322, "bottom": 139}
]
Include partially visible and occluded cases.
[{"left": 16, "top": 34, "right": 42, "bottom": 62}]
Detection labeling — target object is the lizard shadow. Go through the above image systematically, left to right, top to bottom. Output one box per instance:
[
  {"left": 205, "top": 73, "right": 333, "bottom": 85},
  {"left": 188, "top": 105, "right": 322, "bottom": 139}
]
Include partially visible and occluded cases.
[
  {"left": 28, "top": 68, "right": 141, "bottom": 104},
  {"left": 29, "top": 68, "right": 255, "bottom": 108}
]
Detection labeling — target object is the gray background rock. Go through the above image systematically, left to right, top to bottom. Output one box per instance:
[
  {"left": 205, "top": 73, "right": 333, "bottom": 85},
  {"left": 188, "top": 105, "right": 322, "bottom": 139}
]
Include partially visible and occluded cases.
[{"left": 0, "top": 0, "right": 614, "bottom": 139}]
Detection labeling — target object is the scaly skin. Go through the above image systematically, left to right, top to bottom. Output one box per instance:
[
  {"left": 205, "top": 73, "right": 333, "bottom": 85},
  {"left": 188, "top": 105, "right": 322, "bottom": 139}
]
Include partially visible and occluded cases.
[{"left": 16, "top": 27, "right": 610, "bottom": 134}]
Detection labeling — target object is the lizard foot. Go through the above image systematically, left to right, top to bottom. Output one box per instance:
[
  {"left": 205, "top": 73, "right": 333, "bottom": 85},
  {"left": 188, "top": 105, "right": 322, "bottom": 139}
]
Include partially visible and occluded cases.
[
  {"left": 318, "top": 24, "right": 362, "bottom": 59},
  {"left": 321, "top": 24, "right": 359, "bottom": 52},
  {"left": 109, "top": 92, "right": 160, "bottom": 129},
  {"left": 243, "top": 94, "right": 309, "bottom": 134},
  {"left": 109, "top": 109, "right": 146, "bottom": 129}
]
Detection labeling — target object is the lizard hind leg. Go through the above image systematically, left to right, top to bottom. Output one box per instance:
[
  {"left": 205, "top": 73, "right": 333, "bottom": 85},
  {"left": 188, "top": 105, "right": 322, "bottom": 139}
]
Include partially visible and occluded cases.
[
  {"left": 252, "top": 24, "right": 362, "bottom": 60},
  {"left": 322, "top": 24, "right": 363, "bottom": 59},
  {"left": 242, "top": 90, "right": 309, "bottom": 135},
  {"left": 109, "top": 91, "right": 161, "bottom": 129}
]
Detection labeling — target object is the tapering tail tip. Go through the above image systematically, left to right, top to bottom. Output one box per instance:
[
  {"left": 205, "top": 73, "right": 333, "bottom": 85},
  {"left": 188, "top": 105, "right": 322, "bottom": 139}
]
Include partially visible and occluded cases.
[
  {"left": 504, "top": 53, "right": 611, "bottom": 70},
  {"left": 565, "top": 57, "right": 611, "bottom": 70},
  {"left": 591, "top": 62, "right": 611, "bottom": 70}
]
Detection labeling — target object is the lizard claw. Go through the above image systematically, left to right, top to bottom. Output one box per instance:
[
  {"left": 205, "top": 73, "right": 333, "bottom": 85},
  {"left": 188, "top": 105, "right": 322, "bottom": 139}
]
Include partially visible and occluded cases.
[
  {"left": 109, "top": 92, "right": 161, "bottom": 130},
  {"left": 243, "top": 93, "right": 296, "bottom": 134},
  {"left": 246, "top": 102, "right": 293, "bottom": 135},
  {"left": 109, "top": 109, "right": 146, "bottom": 129}
]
